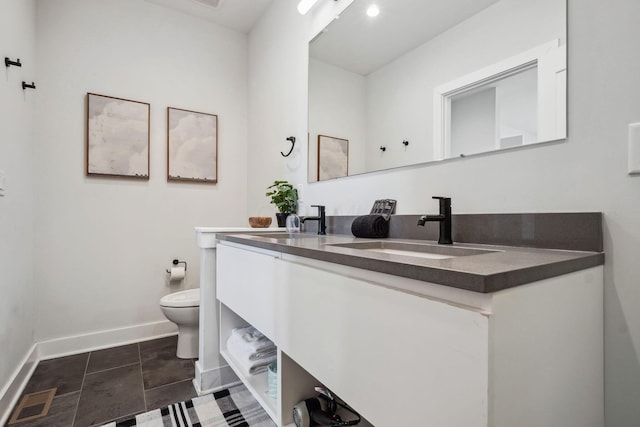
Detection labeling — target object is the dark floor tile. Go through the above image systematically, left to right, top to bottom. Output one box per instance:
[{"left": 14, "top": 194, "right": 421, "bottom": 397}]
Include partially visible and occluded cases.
[
  {"left": 137, "top": 335, "right": 178, "bottom": 354},
  {"left": 139, "top": 336, "right": 194, "bottom": 390},
  {"left": 86, "top": 344, "right": 139, "bottom": 374},
  {"left": 23, "top": 353, "right": 89, "bottom": 396},
  {"left": 73, "top": 364, "right": 145, "bottom": 427},
  {"left": 144, "top": 379, "right": 198, "bottom": 411},
  {"left": 7, "top": 391, "right": 80, "bottom": 427}
]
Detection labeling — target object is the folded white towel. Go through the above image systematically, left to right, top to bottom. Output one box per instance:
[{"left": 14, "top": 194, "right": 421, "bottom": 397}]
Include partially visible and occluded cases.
[
  {"left": 226, "top": 326, "right": 277, "bottom": 376},
  {"left": 237, "top": 326, "right": 265, "bottom": 342},
  {"left": 229, "top": 327, "right": 275, "bottom": 353},
  {"left": 228, "top": 336, "right": 275, "bottom": 362},
  {"left": 227, "top": 340, "right": 276, "bottom": 376},
  {"left": 250, "top": 348, "right": 276, "bottom": 361},
  {"left": 246, "top": 359, "right": 276, "bottom": 375}
]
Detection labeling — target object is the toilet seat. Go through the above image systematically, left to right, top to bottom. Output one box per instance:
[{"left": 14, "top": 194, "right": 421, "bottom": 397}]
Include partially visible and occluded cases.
[{"left": 160, "top": 288, "right": 200, "bottom": 308}]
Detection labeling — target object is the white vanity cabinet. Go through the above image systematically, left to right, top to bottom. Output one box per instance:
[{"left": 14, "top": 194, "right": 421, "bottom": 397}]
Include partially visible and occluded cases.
[
  {"left": 216, "top": 241, "right": 603, "bottom": 427},
  {"left": 217, "top": 244, "right": 280, "bottom": 341}
]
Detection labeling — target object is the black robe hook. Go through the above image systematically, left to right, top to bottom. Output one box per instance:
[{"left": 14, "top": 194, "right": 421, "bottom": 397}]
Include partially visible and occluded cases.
[
  {"left": 5, "top": 57, "right": 22, "bottom": 68},
  {"left": 22, "top": 81, "right": 36, "bottom": 90},
  {"left": 281, "top": 136, "right": 296, "bottom": 157}
]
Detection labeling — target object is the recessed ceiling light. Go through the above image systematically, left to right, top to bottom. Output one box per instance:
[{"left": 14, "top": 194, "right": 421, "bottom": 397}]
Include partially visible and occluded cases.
[{"left": 366, "top": 4, "right": 380, "bottom": 17}]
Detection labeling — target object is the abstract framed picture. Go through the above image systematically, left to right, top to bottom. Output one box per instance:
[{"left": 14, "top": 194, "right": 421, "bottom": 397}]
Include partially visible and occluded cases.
[
  {"left": 86, "top": 93, "right": 150, "bottom": 179},
  {"left": 167, "top": 107, "right": 218, "bottom": 183},
  {"left": 317, "top": 134, "right": 349, "bottom": 181}
]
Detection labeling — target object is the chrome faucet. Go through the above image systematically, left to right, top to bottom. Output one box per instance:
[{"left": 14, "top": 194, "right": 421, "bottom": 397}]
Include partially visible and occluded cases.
[
  {"left": 417, "top": 196, "right": 452, "bottom": 244},
  {"left": 300, "top": 204, "right": 327, "bottom": 235}
]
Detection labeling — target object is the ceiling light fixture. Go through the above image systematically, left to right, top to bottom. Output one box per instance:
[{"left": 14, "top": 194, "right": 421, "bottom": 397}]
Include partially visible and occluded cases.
[
  {"left": 298, "top": 0, "right": 319, "bottom": 15},
  {"left": 366, "top": 4, "right": 380, "bottom": 17}
]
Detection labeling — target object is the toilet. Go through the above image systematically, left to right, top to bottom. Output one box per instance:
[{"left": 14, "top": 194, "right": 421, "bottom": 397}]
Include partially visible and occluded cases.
[{"left": 160, "top": 288, "right": 200, "bottom": 359}]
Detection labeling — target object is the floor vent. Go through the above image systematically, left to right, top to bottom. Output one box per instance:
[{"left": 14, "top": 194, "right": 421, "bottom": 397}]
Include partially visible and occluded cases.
[{"left": 8, "top": 388, "right": 56, "bottom": 425}]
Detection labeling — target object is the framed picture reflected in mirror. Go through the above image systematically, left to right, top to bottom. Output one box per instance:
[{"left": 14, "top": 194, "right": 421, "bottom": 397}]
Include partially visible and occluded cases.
[{"left": 317, "top": 134, "right": 348, "bottom": 181}]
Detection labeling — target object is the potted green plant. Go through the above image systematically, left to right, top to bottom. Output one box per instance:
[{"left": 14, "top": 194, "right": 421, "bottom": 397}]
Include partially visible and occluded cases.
[{"left": 266, "top": 180, "right": 298, "bottom": 227}]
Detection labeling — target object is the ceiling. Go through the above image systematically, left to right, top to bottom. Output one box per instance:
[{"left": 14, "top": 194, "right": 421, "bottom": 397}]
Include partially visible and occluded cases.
[
  {"left": 144, "top": 0, "right": 273, "bottom": 33},
  {"left": 310, "top": 0, "right": 501, "bottom": 75}
]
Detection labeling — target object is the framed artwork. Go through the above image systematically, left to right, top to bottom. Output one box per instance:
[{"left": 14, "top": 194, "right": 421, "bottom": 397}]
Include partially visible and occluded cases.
[
  {"left": 86, "top": 93, "right": 150, "bottom": 179},
  {"left": 167, "top": 107, "right": 218, "bottom": 183},
  {"left": 317, "top": 134, "right": 349, "bottom": 181}
]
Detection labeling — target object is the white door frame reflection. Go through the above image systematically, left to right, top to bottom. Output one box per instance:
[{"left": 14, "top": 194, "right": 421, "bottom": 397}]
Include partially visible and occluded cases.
[{"left": 433, "top": 39, "right": 567, "bottom": 160}]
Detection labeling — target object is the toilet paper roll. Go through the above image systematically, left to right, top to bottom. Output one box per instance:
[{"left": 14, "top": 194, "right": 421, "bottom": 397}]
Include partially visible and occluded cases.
[{"left": 169, "top": 266, "right": 186, "bottom": 282}]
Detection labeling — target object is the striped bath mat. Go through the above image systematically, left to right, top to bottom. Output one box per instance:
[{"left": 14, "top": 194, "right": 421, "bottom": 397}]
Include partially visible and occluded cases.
[{"left": 102, "top": 384, "right": 275, "bottom": 427}]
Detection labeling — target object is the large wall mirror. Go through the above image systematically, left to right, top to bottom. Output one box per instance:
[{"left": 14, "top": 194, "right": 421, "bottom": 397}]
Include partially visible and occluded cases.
[{"left": 308, "top": 0, "right": 567, "bottom": 182}]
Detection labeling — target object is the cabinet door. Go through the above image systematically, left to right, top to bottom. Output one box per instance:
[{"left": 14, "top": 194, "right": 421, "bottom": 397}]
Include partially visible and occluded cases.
[
  {"left": 216, "top": 243, "right": 279, "bottom": 341},
  {"left": 275, "top": 258, "right": 489, "bottom": 427}
]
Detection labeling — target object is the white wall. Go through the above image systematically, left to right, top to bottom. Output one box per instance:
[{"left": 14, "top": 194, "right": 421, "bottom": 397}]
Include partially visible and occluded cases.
[
  {"left": 0, "top": 0, "right": 36, "bottom": 396},
  {"left": 33, "top": 0, "right": 249, "bottom": 342},
  {"left": 247, "top": 0, "right": 308, "bottom": 216},
  {"left": 248, "top": 0, "right": 640, "bottom": 424},
  {"left": 365, "top": 0, "right": 564, "bottom": 171},
  {"left": 308, "top": 58, "right": 366, "bottom": 181},
  {"left": 450, "top": 88, "right": 497, "bottom": 157}
]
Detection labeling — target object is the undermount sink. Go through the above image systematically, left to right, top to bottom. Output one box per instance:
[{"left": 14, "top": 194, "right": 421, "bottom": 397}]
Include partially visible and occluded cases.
[
  {"left": 252, "top": 232, "right": 320, "bottom": 239},
  {"left": 326, "top": 241, "right": 498, "bottom": 260}
]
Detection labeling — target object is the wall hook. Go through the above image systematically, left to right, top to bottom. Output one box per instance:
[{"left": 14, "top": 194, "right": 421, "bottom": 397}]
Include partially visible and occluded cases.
[
  {"left": 5, "top": 57, "right": 22, "bottom": 68},
  {"left": 22, "top": 81, "right": 36, "bottom": 90},
  {"left": 281, "top": 136, "right": 296, "bottom": 157},
  {"left": 402, "top": 140, "right": 409, "bottom": 146},
  {"left": 380, "top": 146, "right": 386, "bottom": 152}
]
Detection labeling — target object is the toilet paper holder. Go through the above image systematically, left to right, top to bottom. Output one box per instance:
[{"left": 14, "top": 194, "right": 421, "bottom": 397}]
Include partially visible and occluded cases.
[{"left": 166, "top": 259, "right": 187, "bottom": 274}]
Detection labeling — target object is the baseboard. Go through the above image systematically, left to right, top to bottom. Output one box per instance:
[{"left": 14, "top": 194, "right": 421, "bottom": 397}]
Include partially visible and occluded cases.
[
  {"left": 37, "top": 319, "right": 177, "bottom": 360},
  {"left": 0, "top": 320, "right": 177, "bottom": 425},
  {"left": 0, "top": 344, "right": 38, "bottom": 426},
  {"left": 193, "top": 360, "right": 240, "bottom": 395}
]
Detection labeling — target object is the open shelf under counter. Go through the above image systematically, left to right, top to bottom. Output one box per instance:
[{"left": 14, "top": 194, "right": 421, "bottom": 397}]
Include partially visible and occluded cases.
[
  {"left": 219, "top": 300, "right": 279, "bottom": 424},
  {"left": 219, "top": 347, "right": 278, "bottom": 423}
]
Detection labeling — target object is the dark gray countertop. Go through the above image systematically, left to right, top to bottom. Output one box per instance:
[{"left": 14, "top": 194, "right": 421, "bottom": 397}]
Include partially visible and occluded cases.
[{"left": 215, "top": 232, "right": 604, "bottom": 293}]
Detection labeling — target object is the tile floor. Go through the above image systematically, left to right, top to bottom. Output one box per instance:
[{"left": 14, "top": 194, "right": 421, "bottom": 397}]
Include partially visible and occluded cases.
[{"left": 6, "top": 335, "right": 199, "bottom": 427}]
